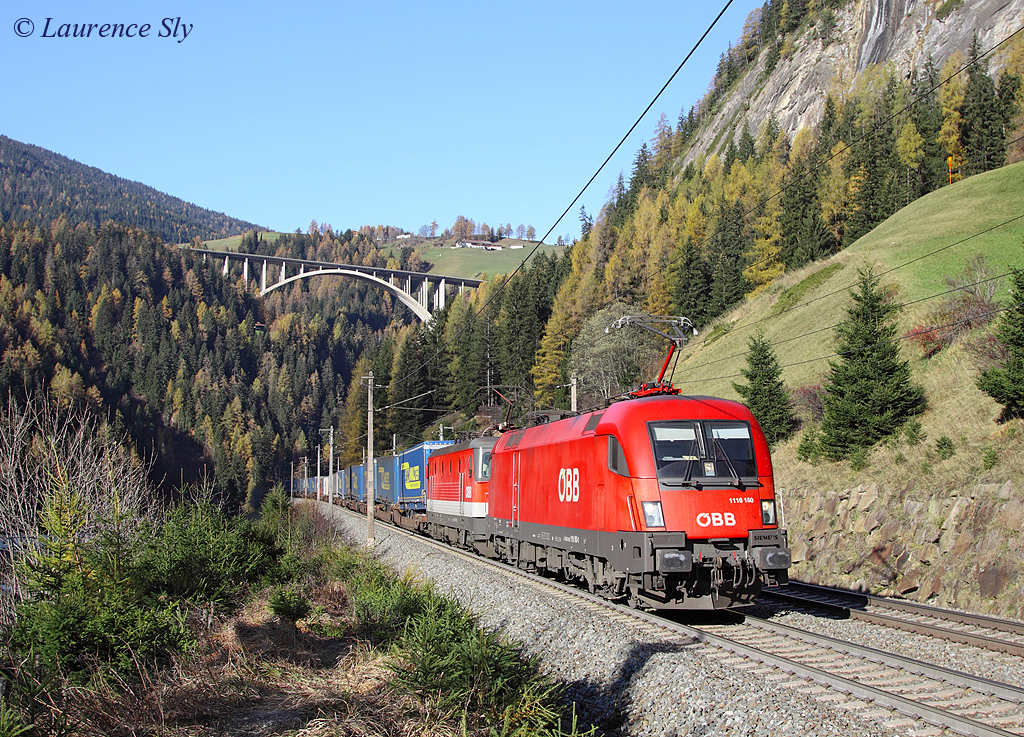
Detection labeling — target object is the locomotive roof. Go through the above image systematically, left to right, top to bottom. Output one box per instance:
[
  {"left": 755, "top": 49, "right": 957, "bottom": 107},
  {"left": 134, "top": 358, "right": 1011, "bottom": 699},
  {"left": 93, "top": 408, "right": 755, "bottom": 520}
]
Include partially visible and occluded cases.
[
  {"left": 496, "top": 394, "right": 757, "bottom": 450},
  {"left": 428, "top": 436, "right": 498, "bottom": 458}
]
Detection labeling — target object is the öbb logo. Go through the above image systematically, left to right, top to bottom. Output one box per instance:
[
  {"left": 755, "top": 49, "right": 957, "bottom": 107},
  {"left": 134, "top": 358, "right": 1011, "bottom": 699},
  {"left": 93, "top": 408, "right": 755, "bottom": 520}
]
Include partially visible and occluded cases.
[
  {"left": 558, "top": 468, "right": 579, "bottom": 502},
  {"left": 696, "top": 512, "right": 736, "bottom": 527}
]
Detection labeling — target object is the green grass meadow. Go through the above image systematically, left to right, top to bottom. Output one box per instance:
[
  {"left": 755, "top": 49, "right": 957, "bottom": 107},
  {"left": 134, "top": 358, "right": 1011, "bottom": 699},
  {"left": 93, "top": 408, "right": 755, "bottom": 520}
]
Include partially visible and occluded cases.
[
  {"left": 673, "top": 161, "right": 1024, "bottom": 399},
  {"left": 414, "top": 239, "right": 565, "bottom": 280}
]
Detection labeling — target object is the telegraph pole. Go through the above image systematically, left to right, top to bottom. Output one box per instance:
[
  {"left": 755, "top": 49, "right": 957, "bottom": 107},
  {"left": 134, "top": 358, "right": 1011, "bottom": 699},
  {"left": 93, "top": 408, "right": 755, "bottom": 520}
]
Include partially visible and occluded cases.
[
  {"left": 364, "top": 370, "right": 375, "bottom": 546},
  {"left": 571, "top": 373, "right": 578, "bottom": 413},
  {"left": 319, "top": 427, "right": 335, "bottom": 506},
  {"left": 317, "top": 444, "right": 321, "bottom": 499}
]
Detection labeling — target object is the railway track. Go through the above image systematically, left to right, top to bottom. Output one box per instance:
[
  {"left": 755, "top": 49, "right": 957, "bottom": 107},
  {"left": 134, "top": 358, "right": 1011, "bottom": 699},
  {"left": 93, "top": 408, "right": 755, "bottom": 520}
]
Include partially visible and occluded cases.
[
  {"left": 324, "top": 502, "right": 1024, "bottom": 737},
  {"left": 761, "top": 581, "right": 1024, "bottom": 658}
]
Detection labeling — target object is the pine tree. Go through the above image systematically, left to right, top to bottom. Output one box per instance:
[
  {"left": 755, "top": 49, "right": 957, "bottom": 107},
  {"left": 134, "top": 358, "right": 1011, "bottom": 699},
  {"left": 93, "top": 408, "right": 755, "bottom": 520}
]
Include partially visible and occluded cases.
[
  {"left": 738, "top": 124, "right": 757, "bottom": 164},
  {"left": 819, "top": 267, "right": 926, "bottom": 459},
  {"left": 976, "top": 268, "right": 1024, "bottom": 419},
  {"left": 732, "top": 329, "right": 798, "bottom": 445}
]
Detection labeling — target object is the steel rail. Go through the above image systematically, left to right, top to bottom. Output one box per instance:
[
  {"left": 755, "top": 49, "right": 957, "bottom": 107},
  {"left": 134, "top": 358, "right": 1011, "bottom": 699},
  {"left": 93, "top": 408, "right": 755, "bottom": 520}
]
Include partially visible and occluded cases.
[
  {"left": 319, "top": 501, "right": 1024, "bottom": 737},
  {"left": 788, "top": 580, "right": 1024, "bottom": 634},
  {"left": 766, "top": 581, "right": 1024, "bottom": 657}
]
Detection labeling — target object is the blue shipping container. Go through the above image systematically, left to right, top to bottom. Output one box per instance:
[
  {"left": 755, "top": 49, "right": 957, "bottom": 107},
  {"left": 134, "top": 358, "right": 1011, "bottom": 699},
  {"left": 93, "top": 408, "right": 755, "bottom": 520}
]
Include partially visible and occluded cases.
[
  {"left": 396, "top": 440, "right": 454, "bottom": 512},
  {"left": 374, "top": 455, "right": 399, "bottom": 506},
  {"left": 345, "top": 464, "right": 365, "bottom": 501}
]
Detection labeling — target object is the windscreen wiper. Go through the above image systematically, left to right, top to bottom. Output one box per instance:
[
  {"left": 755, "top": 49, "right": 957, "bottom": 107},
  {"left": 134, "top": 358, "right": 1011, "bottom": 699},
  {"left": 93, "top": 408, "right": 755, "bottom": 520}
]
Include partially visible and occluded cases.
[{"left": 712, "top": 438, "right": 743, "bottom": 488}]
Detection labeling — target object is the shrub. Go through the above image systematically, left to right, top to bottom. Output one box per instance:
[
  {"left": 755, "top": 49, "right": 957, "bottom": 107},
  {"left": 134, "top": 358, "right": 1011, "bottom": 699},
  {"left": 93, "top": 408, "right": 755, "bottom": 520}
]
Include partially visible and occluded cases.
[
  {"left": 907, "top": 255, "right": 1003, "bottom": 358},
  {"left": 905, "top": 325, "right": 945, "bottom": 358},
  {"left": 791, "top": 383, "right": 826, "bottom": 423},
  {"left": 904, "top": 419, "right": 926, "bottom": 446},
  {"left": 796, "top": 425, "right": 822, "bottom": 464},
  {"left": 935, "top": 435, "right": 955, "bottom": 460},
  {"left": 849, "top": 447, "right": 870, "bottom": 471},
  {"left": 983, "top": 447, "right": 998, "bottom": 469},
  {"left": 131, "top": 501, "right": 285, "bottom": 604},
  {"left": 11, "top": 578, "right": 191, "bottom": 681},
  {"left": 269, "top": 586, "right": 312, "bottom": 625},
  {"left": 391, "top": 593, "right": 576, "bottom": 733}
]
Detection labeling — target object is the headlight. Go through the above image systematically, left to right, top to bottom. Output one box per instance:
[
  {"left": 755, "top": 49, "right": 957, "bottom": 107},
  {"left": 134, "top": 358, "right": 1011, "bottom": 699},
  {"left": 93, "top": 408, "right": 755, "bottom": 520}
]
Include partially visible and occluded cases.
[
  {"left": 761, "top": 499, "right": 777, "bottom": 525},
  {"left": 642, "top": 501, "right": 665, "bottom": 528}
]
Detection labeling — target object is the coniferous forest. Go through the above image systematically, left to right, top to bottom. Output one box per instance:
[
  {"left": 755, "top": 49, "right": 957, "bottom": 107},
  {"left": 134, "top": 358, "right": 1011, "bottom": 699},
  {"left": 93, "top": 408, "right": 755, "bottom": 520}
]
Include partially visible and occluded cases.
[
  {"left": 0, "top": 1, "right": 1022, "bottom": 507},
  {"left": 0, "top": 135, "right": 263, "bottom": 243}
]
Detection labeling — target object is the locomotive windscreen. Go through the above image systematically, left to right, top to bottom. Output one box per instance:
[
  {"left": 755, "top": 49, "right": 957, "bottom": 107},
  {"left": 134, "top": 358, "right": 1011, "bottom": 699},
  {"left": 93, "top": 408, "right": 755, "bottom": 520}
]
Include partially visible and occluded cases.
[{"left": 648, "top": 421, "right": 757, "bottom": 484}]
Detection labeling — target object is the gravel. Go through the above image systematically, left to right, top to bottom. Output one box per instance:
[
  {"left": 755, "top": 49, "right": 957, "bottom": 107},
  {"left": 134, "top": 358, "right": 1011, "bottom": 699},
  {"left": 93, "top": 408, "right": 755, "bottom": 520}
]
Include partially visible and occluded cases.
[
  {"left": 319, "top": 503, "right": 914, "bottom": 737},
  {"left": 747, "top": 597, "right": 1024, "bottom": 691}
]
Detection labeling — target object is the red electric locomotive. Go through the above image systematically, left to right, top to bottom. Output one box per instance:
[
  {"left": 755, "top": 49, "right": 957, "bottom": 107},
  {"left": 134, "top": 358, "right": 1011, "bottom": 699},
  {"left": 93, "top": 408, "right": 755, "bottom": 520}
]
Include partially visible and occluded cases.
[
  {"left": 486, "top": 394, "right": 790, "bottom": 610},
  {"left": 425, "top": 437, "right": 498, "bottom": 547}
]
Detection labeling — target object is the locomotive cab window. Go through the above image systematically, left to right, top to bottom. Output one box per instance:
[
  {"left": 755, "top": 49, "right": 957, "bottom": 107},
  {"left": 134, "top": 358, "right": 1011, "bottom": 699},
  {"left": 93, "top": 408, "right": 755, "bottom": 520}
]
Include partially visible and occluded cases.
[
  {"left": 648, "top": 420, "right": 757, "bottom": 486},
  {"left": 607, "top": 435, "right": 630, "bottom": 476},
  {"left": 476, "top": 448, "right": 492, "bottom": 480}
]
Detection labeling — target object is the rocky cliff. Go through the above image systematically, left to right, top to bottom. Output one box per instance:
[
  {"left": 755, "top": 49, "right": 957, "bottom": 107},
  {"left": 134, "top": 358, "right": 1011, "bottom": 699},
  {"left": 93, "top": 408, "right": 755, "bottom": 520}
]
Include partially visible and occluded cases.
[{"left": 684, "top": 0, "right": 1024, "bottom": 162}]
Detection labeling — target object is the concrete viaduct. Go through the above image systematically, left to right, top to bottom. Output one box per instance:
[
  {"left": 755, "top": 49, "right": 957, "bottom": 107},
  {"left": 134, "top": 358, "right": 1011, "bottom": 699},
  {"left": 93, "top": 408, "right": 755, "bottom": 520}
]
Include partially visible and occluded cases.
[{"left": 189, "top": 248, "right": 483, "bottom": 322}]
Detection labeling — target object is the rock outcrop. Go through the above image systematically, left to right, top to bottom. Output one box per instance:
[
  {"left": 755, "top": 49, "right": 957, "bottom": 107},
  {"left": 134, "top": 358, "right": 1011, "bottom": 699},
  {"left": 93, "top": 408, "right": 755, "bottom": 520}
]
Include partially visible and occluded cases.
[{"left": 684, "top": 0, "right": 1024, "bottom": 164}]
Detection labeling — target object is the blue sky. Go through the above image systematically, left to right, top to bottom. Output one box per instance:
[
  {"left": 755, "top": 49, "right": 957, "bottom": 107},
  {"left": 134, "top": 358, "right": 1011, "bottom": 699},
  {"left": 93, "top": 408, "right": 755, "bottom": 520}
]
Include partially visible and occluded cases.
[{"left": 5, "top": 1, "right": 763, "bottom": 240}]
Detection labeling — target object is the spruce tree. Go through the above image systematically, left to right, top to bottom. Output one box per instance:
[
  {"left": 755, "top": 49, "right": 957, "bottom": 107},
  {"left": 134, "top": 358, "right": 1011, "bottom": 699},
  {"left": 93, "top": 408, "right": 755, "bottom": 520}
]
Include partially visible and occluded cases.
[
  {"left": 961, "top": 35, "right": 1002, "bottom": 174},
  {"left": 819, "top": 267, "right": 926, "bottom": 459},
  {"left": 976, "top": 268, "right": 1024, "bottom": 419},
  {"left": 732, "top": 329, "right": 798, "bottom": 445}
]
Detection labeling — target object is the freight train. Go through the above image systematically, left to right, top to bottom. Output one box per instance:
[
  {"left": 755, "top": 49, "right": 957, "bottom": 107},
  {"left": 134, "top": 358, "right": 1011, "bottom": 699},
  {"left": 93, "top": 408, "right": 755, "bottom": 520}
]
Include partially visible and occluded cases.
[{"left": 292, "top": 393, "right": 791, "bottom": 610}]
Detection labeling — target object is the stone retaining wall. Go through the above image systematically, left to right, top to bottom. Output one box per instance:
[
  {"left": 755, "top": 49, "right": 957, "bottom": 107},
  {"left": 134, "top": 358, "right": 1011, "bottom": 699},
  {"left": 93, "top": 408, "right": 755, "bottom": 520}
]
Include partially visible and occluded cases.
[{"left": 780, "top": 480, "right": 1024, "bottom": 618}]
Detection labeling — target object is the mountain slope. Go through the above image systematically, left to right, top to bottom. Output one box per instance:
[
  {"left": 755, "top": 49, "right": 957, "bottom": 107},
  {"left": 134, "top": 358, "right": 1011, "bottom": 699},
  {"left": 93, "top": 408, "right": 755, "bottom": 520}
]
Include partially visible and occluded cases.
[
  {"left": 683, "top": 0, "right": 1024, "bottom": 166},
  {"left": 0, "top": 135, "right": 264, "bottom": 243},
  {"left": 672, "top": 160, "right": 1024, "bottom": 397}
]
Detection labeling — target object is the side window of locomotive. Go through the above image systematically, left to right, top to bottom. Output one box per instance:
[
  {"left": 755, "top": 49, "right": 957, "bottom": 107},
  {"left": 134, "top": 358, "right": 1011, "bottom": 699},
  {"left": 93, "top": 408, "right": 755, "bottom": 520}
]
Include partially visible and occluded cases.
[
  {"left": 648, "top": 422, "right": 704, "bottom": 480},
  {"left": 707, "top": 422, "right": 757, "bottom": 477},
  {"left": 607, "top": 435, "right": 630, "bottom": 476},
  {"left": 477, "top": 450, "right": 492, "bottom": 480}
]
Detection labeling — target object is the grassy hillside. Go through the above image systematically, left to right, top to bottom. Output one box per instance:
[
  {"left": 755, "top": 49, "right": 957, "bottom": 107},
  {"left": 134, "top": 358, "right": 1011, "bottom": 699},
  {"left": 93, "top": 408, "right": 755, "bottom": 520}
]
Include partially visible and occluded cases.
[
  {"left": 673, "top": 161, "right": 1024, "bottom": 399},
  {"left": 416, "top": 240, "right": 565, "bottom": 280}
]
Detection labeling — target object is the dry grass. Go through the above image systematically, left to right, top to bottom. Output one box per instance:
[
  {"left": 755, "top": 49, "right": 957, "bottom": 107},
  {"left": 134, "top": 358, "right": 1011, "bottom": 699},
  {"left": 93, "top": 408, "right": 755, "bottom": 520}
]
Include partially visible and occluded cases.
[{"left": 36, "top": 588, "right": 458, "bottom": 737}]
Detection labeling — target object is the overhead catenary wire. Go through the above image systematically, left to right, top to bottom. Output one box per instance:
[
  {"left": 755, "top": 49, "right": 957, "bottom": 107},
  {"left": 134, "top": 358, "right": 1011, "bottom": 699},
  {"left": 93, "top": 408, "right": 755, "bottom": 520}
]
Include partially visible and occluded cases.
[
  {"left": 386, "top": 0, "right": 739, "bottom": 393},
  {"left": 369, "top": 15, "right": 1024, "bottom": 423},
  {"left": 721, "top": 211, "right": 1024, "bottom": 343},
  {"left": 680, "top": 266, "right": 1018, "bottom": 372},
  {"left": 673, "top": 299, "right": 1022, "bottom": 386}
]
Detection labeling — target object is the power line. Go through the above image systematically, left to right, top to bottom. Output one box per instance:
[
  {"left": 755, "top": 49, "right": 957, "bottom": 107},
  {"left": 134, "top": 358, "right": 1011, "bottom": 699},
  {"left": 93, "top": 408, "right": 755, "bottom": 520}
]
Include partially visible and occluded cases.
[
  {"left": 386, "top": 0, "right": 739, "bottom": 393},
  {"left": 723, "top": 211, "right": 1024, "bottom": 341},
  {"left": 683, "top": 266, "right": 1017, "bottom": 372},
  {"left": 674, "top": 299, "right": 1021, "bottom": 386}
]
